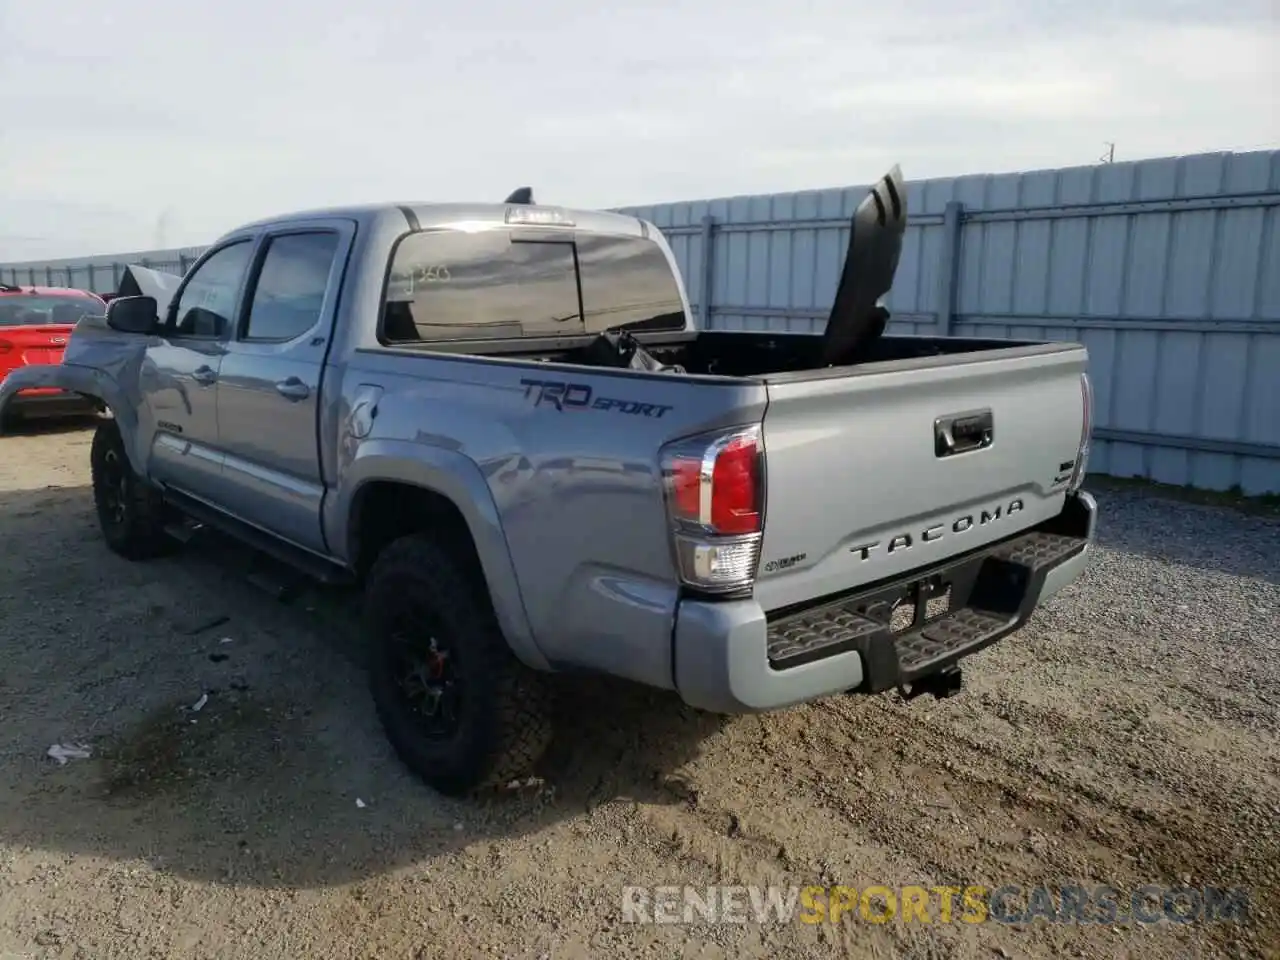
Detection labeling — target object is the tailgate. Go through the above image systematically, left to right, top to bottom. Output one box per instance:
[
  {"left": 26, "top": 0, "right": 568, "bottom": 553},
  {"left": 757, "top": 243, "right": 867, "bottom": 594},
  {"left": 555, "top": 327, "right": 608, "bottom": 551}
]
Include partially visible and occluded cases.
[{"left": 753, "top": 343, "right": 1087, "bottom": 613}]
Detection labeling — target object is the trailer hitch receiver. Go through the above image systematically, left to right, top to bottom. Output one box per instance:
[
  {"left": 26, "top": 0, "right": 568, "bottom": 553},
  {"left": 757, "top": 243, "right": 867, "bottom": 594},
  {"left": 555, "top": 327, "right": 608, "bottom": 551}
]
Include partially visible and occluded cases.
[{"left": 901, "top": 666, "right": 963, "bottom": 701}]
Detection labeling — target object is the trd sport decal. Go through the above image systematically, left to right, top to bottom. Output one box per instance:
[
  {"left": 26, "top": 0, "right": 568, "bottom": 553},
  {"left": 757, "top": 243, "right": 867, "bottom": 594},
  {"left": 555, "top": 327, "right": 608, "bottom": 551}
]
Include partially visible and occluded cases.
[{"left": 520, "top": 379, "right": 673, "bottom": 418}]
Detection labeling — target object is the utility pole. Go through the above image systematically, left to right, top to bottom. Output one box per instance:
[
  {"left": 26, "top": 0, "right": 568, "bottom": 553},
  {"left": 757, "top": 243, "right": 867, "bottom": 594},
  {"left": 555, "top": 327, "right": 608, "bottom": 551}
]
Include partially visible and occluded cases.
[
  {"left": 1100, "top": 142, "right": 1116, "bottom": 163},
  {"left": 155, "top": 208, "right": 174, "bottom": 249}
]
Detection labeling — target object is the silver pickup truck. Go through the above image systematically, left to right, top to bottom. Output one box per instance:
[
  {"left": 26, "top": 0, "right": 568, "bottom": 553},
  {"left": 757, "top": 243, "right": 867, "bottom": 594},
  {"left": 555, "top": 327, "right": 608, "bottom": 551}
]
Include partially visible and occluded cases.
[{"left": 0, "top": 169, "right": 1096, "bottom": 795}]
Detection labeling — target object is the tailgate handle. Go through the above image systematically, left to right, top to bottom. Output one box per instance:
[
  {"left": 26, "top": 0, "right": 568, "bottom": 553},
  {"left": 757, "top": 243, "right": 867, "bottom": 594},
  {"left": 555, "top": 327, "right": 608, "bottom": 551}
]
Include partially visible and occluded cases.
[{"left": 935, "top": 409, "right": 993, "bottom": 458}]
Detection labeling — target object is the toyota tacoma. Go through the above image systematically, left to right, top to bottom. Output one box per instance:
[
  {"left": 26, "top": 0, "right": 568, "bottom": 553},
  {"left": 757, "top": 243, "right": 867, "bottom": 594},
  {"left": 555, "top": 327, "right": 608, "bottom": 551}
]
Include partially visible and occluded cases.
[{"left": 0, "top": 169, "right": 1097, "bottom": 795}]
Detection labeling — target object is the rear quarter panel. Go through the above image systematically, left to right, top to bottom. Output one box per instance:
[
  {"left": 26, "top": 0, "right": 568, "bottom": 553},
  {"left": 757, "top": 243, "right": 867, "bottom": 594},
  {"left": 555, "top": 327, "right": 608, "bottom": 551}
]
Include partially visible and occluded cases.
[{"left": 327, "top": 348, "right": 766, "bottom": 688}]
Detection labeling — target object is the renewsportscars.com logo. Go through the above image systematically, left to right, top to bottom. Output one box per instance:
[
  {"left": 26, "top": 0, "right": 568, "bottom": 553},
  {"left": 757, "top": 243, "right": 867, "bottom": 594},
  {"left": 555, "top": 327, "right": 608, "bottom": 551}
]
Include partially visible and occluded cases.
[{"left": 621, "top": 884, "right": 1251, "bottom": 926}]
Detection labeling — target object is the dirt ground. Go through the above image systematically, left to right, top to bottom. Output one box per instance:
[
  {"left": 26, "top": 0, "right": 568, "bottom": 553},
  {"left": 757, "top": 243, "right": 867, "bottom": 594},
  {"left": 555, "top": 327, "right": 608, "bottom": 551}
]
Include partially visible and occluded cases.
[{"left": 1, "top": 418, "right": 1277, "bottom": 960}]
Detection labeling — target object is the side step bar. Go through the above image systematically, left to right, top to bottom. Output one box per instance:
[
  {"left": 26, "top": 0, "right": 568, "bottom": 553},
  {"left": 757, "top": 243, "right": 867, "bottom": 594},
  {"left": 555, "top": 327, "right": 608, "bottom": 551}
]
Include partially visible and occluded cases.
[{"left": 161, "top": 488, "right": 355, "bottom": 587}]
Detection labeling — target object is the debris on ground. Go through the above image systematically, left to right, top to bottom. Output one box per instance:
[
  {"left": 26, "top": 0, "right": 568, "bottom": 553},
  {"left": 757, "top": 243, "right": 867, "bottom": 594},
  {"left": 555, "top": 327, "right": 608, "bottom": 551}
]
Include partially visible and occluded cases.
[
  {"left": 181, "top": 615, "right": 230, "bottom": 637},
  {"left": 46, "top": 743, "right": 92, "bottom": 765}
]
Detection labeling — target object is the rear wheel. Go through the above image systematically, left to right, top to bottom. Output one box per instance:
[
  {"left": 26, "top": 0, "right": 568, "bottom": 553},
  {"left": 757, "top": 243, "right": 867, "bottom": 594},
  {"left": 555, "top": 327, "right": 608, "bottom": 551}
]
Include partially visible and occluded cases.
[
  {"left": 90, "top": 421, "right": 174, "bottom": 560},
  {"left": 365, "top": 534, "right": 552, "bottom": 796}
]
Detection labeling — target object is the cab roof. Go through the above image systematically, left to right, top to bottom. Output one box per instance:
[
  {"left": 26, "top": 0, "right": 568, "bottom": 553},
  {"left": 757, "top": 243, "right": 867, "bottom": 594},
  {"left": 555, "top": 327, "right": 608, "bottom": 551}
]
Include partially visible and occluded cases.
[{"left": 225, "top": 201, "right": 648, "bottom": 242}]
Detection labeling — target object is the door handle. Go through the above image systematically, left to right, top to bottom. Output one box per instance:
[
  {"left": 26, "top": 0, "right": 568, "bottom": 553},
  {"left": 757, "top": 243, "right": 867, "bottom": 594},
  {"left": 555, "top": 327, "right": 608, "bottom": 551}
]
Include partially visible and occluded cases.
[
  {"left": 192, "top": 365, "right": 217, "bottom": 385},
  {"left": 275, "top": 377, "right": 310, "bottom": 401}
]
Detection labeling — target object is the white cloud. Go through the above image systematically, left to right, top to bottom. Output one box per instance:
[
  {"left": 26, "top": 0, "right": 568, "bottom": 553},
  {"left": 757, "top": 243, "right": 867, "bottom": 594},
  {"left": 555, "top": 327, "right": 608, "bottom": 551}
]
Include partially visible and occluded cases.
[{"left": 0, "top": 0, "right": 1276, "bottom": 260}]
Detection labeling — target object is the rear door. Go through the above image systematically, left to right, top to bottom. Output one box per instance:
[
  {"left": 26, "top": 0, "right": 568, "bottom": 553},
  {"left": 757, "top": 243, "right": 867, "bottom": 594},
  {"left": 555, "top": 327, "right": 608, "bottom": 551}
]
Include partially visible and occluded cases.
[
  {"left": 214, "top": 221, "right": 353, "bottom": 553},
  {"left": 752, "top": 344, "right": 1088, "bottom": 613}
]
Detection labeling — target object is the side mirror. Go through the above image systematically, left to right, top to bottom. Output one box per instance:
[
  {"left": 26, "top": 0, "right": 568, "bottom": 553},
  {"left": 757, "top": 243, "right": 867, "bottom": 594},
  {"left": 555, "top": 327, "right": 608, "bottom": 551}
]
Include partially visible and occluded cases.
[{"left": 105, "top": 295, "right": 159, "bottom": 334}]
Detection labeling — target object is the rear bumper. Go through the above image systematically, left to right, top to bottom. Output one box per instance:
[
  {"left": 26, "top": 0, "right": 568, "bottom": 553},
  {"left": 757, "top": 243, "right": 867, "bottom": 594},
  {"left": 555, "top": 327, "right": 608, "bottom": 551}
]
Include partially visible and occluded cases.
[{"left": 673, "top": 490, "right": 1097, "bottom": 714}]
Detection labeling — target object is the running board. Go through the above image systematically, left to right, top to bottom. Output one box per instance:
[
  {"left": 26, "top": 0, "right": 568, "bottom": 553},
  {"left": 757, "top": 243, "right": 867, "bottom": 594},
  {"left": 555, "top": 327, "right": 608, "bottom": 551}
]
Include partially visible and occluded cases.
[{"left": 161, "top": 489, "right": 355, "bottom": 586}]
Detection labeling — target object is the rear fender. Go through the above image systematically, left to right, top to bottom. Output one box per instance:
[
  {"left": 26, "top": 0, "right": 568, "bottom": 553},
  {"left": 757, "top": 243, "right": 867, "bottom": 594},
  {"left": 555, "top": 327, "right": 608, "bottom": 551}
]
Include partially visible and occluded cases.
[{"left": 328, "top": 439, "right": 549, "bottom": 672}]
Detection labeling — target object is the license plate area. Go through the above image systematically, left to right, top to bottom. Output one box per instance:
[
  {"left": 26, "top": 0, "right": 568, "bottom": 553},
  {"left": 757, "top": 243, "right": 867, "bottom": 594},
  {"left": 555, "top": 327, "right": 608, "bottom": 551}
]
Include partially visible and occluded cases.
[{"left": 765, "top": 509, "right": 1093, "bottom": 676}]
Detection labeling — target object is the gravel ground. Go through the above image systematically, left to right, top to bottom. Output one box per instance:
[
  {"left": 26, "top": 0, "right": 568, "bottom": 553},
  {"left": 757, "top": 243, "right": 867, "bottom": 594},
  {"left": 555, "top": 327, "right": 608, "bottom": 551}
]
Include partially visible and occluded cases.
[{"left": 0, "top": 419, "right": 1277, "bottom": 960}]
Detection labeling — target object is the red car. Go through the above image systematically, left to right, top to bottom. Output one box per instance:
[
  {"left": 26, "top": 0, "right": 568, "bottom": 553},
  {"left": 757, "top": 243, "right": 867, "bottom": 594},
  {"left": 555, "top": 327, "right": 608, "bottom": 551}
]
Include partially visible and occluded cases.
[{"left": 0, "top": 283, "right": 107, "bottom": 424}]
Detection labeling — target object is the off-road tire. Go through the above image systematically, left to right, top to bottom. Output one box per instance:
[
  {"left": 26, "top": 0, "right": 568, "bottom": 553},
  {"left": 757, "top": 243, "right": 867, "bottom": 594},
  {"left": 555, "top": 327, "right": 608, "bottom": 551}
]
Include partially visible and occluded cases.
[
  {"left": 90, "top": 420, "right": 174, "bottom": 560},
  {"left": 365, "top": 534, "right": 553, "bottom": 796}
]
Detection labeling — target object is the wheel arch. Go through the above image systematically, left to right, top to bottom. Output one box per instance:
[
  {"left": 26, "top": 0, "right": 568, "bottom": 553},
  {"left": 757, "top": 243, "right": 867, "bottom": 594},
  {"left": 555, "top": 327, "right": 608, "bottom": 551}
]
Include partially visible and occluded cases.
[
  {"left": 0, "top": 362, "right": 146, "bottom": 473},
  {"left": 332, "top": 441, "right": 549, "bottom": 672}
]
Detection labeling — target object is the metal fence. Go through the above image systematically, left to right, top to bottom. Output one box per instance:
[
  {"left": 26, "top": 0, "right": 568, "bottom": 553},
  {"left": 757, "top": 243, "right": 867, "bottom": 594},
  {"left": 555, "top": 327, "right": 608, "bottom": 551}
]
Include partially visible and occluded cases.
[
  {"left": 4, "top": 150, "right": 1278, "bottom": 493},
  {"left": 0, "top": 246, "right": 207, "bottom": 295}
]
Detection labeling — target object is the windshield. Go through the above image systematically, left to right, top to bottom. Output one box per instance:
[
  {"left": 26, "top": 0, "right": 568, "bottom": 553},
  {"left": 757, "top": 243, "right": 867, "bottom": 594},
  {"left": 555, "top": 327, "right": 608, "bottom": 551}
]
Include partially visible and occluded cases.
[{"left": 0, "top": 294, "right": 103, "bottom": 327}]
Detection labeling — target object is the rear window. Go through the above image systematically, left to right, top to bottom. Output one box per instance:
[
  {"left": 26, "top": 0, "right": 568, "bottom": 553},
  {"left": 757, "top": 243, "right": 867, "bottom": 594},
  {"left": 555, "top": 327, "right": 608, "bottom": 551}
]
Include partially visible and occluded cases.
[
  {"left": 380, "top": 228, "right": 686, "bottom": 344},
  {"left": 383, "top": 230, "right": 580, "bottom": 342},
  {"left": 575, "top": 234, "right": 685, "bottom": 334},
  {"left": 0, "top": 294, "right": 102, "bottom": 327}
]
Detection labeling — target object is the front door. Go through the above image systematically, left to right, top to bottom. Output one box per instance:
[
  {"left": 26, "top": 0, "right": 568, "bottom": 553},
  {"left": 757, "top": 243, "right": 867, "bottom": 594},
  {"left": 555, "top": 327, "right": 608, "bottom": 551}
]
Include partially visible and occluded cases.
[
  {"left": 214, "top": 224, "right": 351, "bottom": 553},
  {"left": 141, "top": 239, "right": 256, "bottom": 501}
]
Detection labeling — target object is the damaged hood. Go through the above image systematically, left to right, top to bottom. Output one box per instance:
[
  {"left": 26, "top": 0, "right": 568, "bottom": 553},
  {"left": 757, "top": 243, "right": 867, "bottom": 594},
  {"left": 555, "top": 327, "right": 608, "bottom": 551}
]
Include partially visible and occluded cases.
[{"left": 118, "top": 264, "right": 183, "bottom": 316}]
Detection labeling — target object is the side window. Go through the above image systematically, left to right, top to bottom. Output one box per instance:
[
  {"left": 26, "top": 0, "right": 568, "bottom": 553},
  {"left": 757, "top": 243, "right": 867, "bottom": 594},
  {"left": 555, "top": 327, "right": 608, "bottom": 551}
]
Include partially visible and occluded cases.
[
  {"left": 382, "top": 230, "right": 580, "bottom": 342},
  {"left": 243, "top": 232, "right": 340, "bottom": 342},
  {"left": 575, "top": 234, "right": 686, "bottom": 334},
  {"left": 170, "top": 241, "right": 254, "bottom": 338}
]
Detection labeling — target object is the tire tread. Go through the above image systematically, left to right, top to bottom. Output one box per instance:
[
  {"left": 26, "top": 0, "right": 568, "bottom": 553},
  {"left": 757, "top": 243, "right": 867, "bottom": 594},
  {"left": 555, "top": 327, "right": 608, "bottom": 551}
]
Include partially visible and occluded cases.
[
  {"left": 90, "top": 421, "right": 174, "bottom": 561},
  {"left": 365, "top": 534, "right": 551, "bottom": 795}
]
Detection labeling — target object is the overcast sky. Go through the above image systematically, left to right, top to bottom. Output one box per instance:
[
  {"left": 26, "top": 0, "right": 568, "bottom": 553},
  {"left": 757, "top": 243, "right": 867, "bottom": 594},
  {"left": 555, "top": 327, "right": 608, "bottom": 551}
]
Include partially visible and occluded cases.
[{"left": 1, "top": 0, "right": 1276, "bottom": 262}]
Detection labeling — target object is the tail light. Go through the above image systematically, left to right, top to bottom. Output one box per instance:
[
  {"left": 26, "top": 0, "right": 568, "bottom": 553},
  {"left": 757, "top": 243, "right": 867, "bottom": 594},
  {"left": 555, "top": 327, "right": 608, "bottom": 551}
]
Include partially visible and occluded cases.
[
  {"left": 1068, "top": 372, "right": 1092, "bottom": 491},
  {"left": 660, "top": 424, "right": 765, "bottom": 593}
]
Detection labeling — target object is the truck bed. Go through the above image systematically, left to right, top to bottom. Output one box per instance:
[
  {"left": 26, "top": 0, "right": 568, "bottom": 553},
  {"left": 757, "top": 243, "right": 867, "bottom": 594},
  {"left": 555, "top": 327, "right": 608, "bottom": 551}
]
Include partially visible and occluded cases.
[
  {"left": 381, "top": 327, "right": 1090, "bottom": 614},
  {"left": 392, "top": 327, "right": 1049, "bottom": 379},
  {"left": 571, "top": 329, "right": 1090, "bottom": 615},
  {"left": 637, "top": 330, "right": 1050, "bottom": 381}
]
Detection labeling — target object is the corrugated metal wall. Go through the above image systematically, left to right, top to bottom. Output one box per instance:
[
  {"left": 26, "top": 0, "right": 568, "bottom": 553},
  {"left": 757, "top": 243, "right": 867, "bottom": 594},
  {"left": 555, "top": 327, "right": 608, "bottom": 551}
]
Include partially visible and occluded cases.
[
  {"left": 4, "top": 150, "right": 1278, "bottom": 493},
  {"left": 618, "top": 150, "right": 1280, "bottom": 495},
  {"left": 0, "top": 247, "right": 208, "bottom": 295}
]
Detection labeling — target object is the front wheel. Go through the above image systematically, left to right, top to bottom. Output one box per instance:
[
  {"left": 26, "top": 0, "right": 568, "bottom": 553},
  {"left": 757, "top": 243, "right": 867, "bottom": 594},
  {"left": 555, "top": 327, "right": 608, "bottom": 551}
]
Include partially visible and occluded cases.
[
  {"left": 90, "top": 421, "right": 174, "bottom": 560},
  {"left": 365, "top": 534, "right": 552, "bottom": 796}
]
